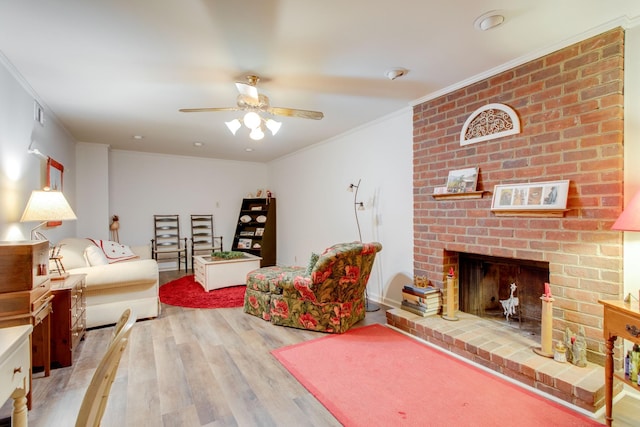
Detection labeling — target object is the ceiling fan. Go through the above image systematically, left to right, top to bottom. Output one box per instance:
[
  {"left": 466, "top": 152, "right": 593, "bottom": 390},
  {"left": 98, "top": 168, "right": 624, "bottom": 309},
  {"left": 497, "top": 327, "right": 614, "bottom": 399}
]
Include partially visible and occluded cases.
[{"left": 179, "top": 75, "right": 324, "bottom": 120}]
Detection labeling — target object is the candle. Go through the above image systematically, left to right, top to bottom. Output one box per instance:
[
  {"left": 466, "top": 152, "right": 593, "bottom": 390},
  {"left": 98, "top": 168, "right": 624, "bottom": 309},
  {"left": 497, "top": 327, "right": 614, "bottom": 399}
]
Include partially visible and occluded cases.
[{"left": 544, "top": 282, "right": 551, "bottom": 297}]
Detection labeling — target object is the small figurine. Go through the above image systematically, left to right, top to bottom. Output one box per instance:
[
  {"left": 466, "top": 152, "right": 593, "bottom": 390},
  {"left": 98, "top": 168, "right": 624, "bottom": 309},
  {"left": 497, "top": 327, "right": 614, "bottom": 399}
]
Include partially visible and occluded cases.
[
  {"left": 110, "top": 215, "right": 120, "bottom": 243},
  {"left": 499, "top": 283, "right": 519, "bottom": 321}
]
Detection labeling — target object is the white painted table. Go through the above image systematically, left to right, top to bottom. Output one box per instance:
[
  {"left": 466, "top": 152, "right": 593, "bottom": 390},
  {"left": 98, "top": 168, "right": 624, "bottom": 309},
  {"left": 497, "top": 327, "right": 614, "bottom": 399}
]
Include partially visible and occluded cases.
[
  {"left": 194, "top": 254, "right": 262, "bottom": 292},
  {"left": 0, "top": 324, "right": 33, "bottom": 427}
]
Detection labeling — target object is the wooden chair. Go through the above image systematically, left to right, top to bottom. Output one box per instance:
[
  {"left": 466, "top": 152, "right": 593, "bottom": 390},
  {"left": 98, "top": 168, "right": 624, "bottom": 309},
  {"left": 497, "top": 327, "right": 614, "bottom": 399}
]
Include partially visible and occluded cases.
[
  {"left": 151, "top": 214, "right": 187, "bottom": 271},
  {"left": 190, "top": 214, "right": 223, "bottom": 271},
  {"left": 75, "top": 309, "right": 136, "bottom": 427}
]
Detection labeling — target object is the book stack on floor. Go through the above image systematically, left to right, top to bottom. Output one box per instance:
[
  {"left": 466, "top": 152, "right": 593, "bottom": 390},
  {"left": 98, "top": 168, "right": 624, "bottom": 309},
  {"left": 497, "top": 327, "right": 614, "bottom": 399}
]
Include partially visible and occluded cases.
[{"left": 401, "top": 284, "right": 441, "bottom": 317}]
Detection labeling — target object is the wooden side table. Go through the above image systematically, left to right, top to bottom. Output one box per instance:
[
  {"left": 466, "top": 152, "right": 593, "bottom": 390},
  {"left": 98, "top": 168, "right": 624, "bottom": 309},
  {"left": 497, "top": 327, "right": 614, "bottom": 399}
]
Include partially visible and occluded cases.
[
  {"left": 50, "top": 274, "right": 86, "bottom": 368},
  {"left": 599, "top": 299, "right": 640, "bottom": 426}
]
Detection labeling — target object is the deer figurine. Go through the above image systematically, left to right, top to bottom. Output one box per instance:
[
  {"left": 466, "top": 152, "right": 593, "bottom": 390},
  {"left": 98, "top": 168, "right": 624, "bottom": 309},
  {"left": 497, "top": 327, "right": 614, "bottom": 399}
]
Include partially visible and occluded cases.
[{"left": 500, "top": 282, "right": 519, "bottom": 321}]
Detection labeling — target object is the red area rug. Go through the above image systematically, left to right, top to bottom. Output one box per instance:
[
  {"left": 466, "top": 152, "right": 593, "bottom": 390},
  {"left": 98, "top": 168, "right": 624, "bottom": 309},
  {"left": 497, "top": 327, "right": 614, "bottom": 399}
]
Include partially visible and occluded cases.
[
  {"left": 159, "top": 275, "right": 246, "bottom": 309},
  {"left": 272, "top": 324, "right": 601, "bottom": 427}
]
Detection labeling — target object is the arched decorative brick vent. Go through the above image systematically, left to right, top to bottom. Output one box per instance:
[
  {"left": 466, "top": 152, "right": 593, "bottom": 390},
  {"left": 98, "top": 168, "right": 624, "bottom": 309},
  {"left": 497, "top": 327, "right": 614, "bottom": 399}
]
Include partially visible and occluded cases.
[{"left": 460, "top": 103, "right": 520, "bottom": 146}]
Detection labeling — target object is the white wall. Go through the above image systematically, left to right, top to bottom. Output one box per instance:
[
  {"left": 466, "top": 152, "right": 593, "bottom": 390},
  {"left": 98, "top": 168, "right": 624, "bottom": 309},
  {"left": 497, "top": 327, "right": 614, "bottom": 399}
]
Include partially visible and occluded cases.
[
  {"left": 623, "top": 26, "right": 640, "bottom": 301},
  {"left": 0, "top": 54, "right": 76, "bottom": 243},
  {"left": 268, "top": 108, "right": 414, "bottom": 306},
  {"left": 76, "top": 142, "right": 110, "bottom": 240},
  {"left": 107, "top": 150, "right": 269, "bottom": 248}
]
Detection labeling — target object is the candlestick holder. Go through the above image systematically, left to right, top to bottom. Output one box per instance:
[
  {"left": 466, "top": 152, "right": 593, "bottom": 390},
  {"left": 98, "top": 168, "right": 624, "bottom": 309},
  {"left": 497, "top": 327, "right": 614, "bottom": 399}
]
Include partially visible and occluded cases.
[
  {"left": 442, "top": 273, "right": 459, "bottom": 321},
  {"left": 533, "top": 295, "right": 555, "bottom": 357}
]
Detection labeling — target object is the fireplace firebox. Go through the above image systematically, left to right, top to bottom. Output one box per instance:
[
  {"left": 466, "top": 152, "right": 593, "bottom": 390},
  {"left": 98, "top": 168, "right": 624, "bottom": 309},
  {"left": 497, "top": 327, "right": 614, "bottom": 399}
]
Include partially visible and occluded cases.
[{"left": 458, "top": 253, "right": 549, "bottom": 335}]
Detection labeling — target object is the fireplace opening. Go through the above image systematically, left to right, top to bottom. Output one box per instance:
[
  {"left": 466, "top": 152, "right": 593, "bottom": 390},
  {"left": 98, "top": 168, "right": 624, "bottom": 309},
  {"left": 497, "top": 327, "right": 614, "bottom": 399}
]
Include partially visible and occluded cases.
[{"left": 458, "top": 253, "right": 549, "bottom": 336}]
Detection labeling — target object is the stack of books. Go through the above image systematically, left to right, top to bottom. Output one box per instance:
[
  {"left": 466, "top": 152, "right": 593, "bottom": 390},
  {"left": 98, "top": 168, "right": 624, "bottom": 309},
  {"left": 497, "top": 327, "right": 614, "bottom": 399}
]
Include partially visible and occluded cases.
[{"left": 401, "top": 285, "right": 441, "bottom": 317}]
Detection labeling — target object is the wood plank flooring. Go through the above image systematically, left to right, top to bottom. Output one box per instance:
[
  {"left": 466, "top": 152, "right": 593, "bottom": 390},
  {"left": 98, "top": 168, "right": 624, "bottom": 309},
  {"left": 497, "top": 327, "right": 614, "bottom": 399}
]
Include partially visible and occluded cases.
[{"left": 2, "top": 271, "right": 638, "bottom": 426}]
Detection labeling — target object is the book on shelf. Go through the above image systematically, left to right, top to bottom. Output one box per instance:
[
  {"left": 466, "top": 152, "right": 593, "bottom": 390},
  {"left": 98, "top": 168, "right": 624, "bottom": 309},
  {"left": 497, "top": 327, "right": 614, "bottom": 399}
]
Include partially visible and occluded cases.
[
  {"left": 403, "top": 285, "right": 439, "bottom": 296},
  {"left": 402, "top": 292, "right": 440, "bottom": 308},
  {"left": 401, "top": 301, "right": 439, "bottom": 317}
]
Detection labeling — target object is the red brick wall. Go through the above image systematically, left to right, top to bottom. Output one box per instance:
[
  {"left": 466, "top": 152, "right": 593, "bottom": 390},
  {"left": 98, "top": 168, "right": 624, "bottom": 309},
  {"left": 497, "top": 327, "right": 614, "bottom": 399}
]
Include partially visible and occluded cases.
[{"left": 413, "top": 28, "right": 624, "bottom": 363}]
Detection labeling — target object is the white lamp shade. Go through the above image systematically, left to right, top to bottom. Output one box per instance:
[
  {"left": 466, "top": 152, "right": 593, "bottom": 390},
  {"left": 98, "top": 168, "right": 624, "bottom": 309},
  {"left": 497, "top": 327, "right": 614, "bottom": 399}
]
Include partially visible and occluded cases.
[
  {"left": 243, "top": 112, "right": 261, "bottom": 129},
  {"left": 225, "top": 119, "right": 241, "bottom": 135},
  {"left": 265, "top": 119, "right": 282, "bottom": 135},
  {"left": 249, "top": 127, "right": 265, "bottom": 140},
  {"left": 20, "top": 190, "right": 77, "bottom": 222}
]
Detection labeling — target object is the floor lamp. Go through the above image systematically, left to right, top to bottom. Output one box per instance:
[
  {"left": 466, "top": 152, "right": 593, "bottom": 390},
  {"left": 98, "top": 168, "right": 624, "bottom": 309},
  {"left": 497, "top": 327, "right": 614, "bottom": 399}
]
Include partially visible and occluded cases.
[
  {"left": 348, "top": 179, "right": 379, "bottom": 312},
  {"left": 20, "top": 189, "right": 77, "bottom": 240}
]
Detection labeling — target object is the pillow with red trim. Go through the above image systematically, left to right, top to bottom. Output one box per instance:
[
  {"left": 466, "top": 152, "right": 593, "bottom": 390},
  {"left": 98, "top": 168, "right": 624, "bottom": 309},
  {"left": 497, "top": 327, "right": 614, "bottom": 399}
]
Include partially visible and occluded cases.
[{"left": 88, "top": 239, "right": 139, "bottom": 263}]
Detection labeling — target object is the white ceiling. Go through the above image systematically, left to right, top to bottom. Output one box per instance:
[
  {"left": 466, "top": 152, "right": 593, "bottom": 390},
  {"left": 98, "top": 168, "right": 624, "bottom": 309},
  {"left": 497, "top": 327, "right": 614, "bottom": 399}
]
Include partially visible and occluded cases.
[{"left": 1, "top": 1, "right": 640, "bottom": 162}]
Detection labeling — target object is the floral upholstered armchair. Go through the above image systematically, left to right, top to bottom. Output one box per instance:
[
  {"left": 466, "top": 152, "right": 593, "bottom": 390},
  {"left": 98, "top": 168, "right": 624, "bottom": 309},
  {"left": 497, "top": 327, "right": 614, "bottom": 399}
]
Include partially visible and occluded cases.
[{"left": 243, "top": 241, "right": 382, "bottom": 333}]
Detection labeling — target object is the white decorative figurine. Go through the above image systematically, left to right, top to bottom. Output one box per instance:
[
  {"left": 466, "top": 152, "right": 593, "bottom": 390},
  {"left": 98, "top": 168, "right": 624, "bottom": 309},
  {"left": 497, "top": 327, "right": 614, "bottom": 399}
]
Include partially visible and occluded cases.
[{"left": 500, "top": 282, "right": 519, "bottom": 321}]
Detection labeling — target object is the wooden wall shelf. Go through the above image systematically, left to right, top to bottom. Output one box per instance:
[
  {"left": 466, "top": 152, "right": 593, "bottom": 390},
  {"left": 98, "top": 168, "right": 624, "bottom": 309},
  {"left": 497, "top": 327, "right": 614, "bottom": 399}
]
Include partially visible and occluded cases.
[
  {"left": 431, "top": 191, "right": 485, "bottom": 200},
  {"left": 491, "top": 209, "right": 569, "bottom": 218}
]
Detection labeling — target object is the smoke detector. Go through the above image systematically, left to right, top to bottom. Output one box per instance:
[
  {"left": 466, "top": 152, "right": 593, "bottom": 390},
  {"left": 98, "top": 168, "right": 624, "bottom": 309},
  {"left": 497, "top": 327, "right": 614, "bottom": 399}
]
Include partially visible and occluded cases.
[{"left": 385, "top": 68, "right": 408, "bottom": 80}]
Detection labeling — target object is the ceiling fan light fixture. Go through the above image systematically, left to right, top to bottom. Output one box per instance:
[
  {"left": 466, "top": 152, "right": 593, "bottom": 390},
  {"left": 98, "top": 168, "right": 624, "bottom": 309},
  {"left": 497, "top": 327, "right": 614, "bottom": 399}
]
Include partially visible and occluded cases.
[
  {"left": 243, "top": 112, "right": 261, "bottom": 129},
  {"left": 225, "top": 119, "right": 242, "bottom": 135},
  {"left": 266, "top": 119, "right": 282, "bottom": 135},
  {"left": 249, "top": 127, "right": 265, "bottom": 140}
]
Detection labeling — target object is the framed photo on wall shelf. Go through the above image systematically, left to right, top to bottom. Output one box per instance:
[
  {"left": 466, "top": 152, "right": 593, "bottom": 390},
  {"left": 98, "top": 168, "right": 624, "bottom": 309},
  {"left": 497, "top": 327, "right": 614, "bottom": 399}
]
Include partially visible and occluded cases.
[
  {"left": 446, "top": 167, "right": 478, "bottom": 194},
  {"left": 491, "top": 180, "right": 570, "bottom": 217}
]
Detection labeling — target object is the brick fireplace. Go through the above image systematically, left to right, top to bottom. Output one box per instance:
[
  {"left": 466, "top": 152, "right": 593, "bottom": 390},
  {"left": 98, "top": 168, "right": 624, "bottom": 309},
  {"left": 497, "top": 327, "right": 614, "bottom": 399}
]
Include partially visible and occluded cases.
[{"left": 411, "top": 27, "right": 624, "bottom": 365}]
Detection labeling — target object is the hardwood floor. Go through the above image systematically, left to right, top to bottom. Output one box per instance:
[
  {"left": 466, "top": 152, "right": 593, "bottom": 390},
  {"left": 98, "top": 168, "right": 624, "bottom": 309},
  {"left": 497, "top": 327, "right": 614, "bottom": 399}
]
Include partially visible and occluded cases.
[{"left": 2, "top": 270, "right": 638, "bottom": 426}]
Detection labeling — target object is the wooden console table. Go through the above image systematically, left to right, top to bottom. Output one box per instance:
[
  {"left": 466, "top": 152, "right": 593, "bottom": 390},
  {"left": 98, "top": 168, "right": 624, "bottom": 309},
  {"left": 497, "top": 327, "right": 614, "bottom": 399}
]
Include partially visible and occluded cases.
[
  {"left": 599, "top": 299, "right": 640, "bottom": 426},
  {"left": 0, "top": 325, "right": 32, "bottom": 427}
]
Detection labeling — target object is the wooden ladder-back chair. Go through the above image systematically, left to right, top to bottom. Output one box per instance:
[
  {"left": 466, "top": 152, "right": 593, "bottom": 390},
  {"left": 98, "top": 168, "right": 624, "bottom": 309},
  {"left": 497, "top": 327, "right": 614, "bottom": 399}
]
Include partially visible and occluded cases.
[
  {"left": 152, "top": 214, "right": 188, "bottom": 271},
  {"left": 190, "top": 214, "right": 223, "bottom": 271},
  {"left": 75, "top": 309, "right": 136, "bottom": 427}
]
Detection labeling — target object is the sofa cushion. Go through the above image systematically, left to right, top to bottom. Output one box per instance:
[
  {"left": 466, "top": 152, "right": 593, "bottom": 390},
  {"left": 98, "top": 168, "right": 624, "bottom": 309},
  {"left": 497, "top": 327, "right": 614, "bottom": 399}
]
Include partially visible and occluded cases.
[
  {"left": 88, "top": 239, "right": 139, "bottom": 263},
  {"left": 84, "top": 245, "right": 109, "bottom": 266},
  {"left": 305, "top": 252, "right": 319, "bottom": 276}
]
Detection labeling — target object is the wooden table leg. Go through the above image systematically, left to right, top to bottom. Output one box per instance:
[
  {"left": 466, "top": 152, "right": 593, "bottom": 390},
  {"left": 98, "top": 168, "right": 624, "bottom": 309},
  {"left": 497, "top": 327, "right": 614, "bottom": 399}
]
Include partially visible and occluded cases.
[
  {"left": 604, "top": 335, "right": 615, "bottom": 426},
  {"left": 10, "top": 388, "right": 28, "bottom": 427}
]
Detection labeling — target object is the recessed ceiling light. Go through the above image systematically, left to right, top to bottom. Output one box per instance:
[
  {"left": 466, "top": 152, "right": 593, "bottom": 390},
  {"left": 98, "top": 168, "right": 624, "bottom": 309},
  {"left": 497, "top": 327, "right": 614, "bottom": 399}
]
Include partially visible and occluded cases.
[
  {"left": 474, "top": 11, "right": 505, "bottom": 31},
  {"left": 132, "top": 135, "right": 144, "bottom": 140},
  {"left": 193, "top": 141, "right": 204, "bottom": 147},
  {"left": 245, "top": 148, "right": 254, "bottom": 152}
]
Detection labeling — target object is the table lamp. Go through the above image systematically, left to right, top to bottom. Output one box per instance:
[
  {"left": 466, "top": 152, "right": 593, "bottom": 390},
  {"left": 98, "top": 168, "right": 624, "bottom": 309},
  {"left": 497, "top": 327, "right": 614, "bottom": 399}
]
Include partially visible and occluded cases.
[
  {"left": 20, "top": 189, "right": 77, "bottom": 240},
  {"left": 612, "top": 190, "right": 640, "bottom": 304}
]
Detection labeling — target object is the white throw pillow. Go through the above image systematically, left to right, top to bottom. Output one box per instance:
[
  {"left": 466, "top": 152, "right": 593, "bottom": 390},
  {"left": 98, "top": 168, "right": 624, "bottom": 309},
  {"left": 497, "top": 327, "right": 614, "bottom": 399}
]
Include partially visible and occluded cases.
[
  {"left": 88, "top": 239, "right": 139, "bottom": 263},
  {"left": 84, "top": 245, "right": 109, "bottom": 266}
]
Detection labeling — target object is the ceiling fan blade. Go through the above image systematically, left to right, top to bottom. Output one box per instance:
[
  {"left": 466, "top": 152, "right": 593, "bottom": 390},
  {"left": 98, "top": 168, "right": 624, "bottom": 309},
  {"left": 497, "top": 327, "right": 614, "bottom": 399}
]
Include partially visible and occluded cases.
[
  {"left": 235, "top": 82, "right": 259, "bottom": 103},
  {"left": 179, "top": 107, "right": 239, "bottom": 113},
  {"left": 268, "top": 107, "right": 324, "bottom": 120}
]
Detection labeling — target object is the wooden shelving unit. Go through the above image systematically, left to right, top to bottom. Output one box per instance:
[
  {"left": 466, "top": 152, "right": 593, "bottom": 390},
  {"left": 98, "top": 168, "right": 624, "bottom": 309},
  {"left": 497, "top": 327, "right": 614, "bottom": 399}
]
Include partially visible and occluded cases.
[{"left": 232, "top": 198, "right": 276, "bottom": 267}]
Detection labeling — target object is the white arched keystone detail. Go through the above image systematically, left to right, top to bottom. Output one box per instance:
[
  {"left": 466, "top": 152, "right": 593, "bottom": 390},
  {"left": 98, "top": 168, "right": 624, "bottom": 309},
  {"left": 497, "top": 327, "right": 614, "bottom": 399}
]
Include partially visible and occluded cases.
[{"left": 460, "top": 103, "right": 521, "bottom": 146}]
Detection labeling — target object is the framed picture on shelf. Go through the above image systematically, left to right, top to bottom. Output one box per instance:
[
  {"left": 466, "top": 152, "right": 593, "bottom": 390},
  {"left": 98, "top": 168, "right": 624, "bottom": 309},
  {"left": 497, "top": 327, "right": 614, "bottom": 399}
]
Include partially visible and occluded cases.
[
  {"left": 446, "top": 167, "right": 478, "bottom": 194},
  {"left": 491, "top": 180, "right": 570, "bottom": 212},
  {"left": 255, "top": 227, "right": 264, "bottom": 237},
  {"left": 240, "top": 231, "right": 254, "bottom": 236},
  {"left": 238, "top": 238, "right": 252, "bottom": 249}
]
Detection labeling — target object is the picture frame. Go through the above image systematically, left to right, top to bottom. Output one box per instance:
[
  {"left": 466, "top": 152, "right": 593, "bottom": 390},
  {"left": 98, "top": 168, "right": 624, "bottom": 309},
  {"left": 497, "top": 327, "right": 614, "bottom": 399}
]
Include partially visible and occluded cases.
[
  {"left": 47, "top": 157, "right": 64, "bottom": 191},
  {"left": 47, "top": 157, "right": 64, "bottom": 226},
  {"left": 446, "top": 167, "right": 478, "bottom": 194},
  {"left": 491, "top": 180, "right": 570, "bottom": 215},
  {"left": 255, "top": 227, "right": 264, "bottom": 237},
  {"left": 238, "top": 238, "right": 252, "bottom": 249}
]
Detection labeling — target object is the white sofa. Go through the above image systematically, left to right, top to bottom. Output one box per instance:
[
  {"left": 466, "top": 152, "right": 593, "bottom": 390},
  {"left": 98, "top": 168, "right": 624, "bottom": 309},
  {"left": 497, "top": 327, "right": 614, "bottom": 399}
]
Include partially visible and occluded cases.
[{"left": 56, "top": 238, "right": 160, "bottom": 328}]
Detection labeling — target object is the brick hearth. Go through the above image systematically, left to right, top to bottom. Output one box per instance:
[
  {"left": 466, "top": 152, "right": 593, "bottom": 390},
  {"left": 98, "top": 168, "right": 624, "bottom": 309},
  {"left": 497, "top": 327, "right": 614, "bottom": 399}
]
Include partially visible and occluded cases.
[{"left": 386, "top": 308, "right": 622, "bottom": 413}]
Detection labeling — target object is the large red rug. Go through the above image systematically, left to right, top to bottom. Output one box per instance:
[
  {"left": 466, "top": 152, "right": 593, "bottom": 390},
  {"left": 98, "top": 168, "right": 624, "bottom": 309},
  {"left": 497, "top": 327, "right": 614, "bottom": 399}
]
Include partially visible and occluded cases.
[
  {"left": 159, "top": 275, "right": 246, "bottom": 309},
  {"left": 272, "top": 324, "right": 601, "bottom": 427}
]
